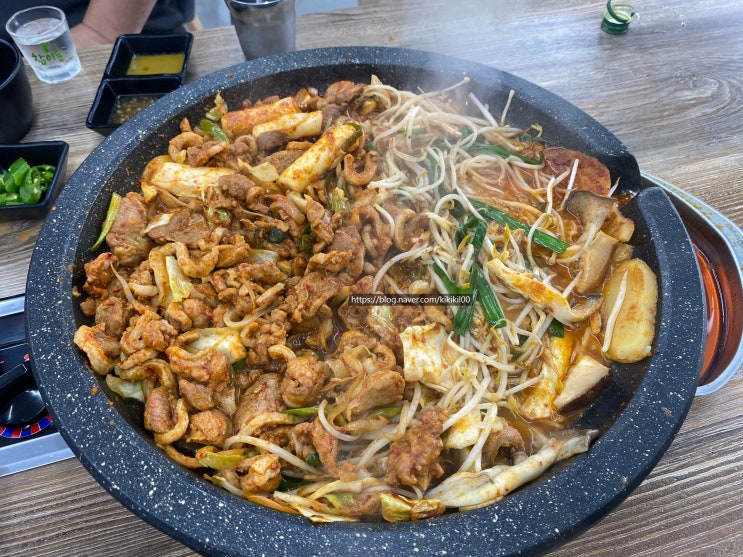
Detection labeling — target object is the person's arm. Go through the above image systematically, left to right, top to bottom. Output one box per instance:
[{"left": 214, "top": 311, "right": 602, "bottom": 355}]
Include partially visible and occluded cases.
[{"left": 71, "top": 0, "right": 159, "bottom": 47}]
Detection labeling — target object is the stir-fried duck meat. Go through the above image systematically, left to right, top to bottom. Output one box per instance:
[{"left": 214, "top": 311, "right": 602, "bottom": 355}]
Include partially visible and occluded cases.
[
  {"left": 74, "top": 77, "right": 658, "bottom": 523},
  {"left": 105, "top": 192, "right": 152, "bottom": 267},
  {"left": 386, "top": 406, "right": 448, "bottom": 492}
]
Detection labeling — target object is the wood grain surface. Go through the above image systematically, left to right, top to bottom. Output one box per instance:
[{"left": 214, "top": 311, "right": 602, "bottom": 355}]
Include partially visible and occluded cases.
[{"left": 1, "top": 1, "right": 741, "bottom": 556}]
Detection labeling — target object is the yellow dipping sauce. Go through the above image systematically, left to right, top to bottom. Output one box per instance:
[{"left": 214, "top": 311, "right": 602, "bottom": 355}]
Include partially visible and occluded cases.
[{"left": 126, "top": 53, "right": 185, "bottom": 75}]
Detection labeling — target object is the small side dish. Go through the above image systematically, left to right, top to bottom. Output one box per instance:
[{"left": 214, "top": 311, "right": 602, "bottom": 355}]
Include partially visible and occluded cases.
[
  {"left": 86, "top": 77, "right": 181, "bottom": 135},
  {"left": 0, "top": 141, "right": 68, "bottom": 220}
]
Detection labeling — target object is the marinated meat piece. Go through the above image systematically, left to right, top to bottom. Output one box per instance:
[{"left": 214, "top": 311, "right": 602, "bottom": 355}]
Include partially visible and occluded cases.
[
  {"left": 323, "top": 80, "right": 365, "bottom": 106},
  {"left": 320, "top": 104, "right": 342, "bottom": 130},
  {"left": 256, "top": 130, "right": 290, "bottom": 152},
  {"left": 543, "top": 147, "right": 611, "bottom": 197},
  {"left": 262, "top": 149, "right": 303, "bottom": 174},
  {"left": 219, "top": 173, "right": 256, "bottom": 203},
  {"left": 105, "top": 192, "right": 152, "bottom": 267},
  {"left": 305, "top": 199, "right": 334, "bottom": 247},
  {"left": 145, "top": 207, "right": 211, "bottom": 247},
  {"left": 306, "top": 250, "right": 353, "bottom": 273},
  {"left": 82, "top": 252, "right": 117, "bottom": 297},
  {"left": 237, "top": 261, "right": 286, "bottom": 285},
  {"left": 291, "top": 271, "right": 344, "bottom": 323},
  {"left": 95, "top": 295, "right": 130, "bottom": 338},
  {"left": 182, "top": 298, "right": 212, "bottom": 329},
  {"left": 120, "top": 310, "right": 178, "bottom": 355},
  {"left": 239, "top": 310, "right": 289, "bottom": 366},
  {"left": 73, "top": 323, "right": 121, "bottom": 375},
  {"left": 165, "top": 345, "right": 230, "bottom": 391},
  {"left": 281, "top": 354, "right": 330, "bottom": 408},
  {"left": 344, "top": 369, "right": 405, "bottom": 421},
  {"left": 233, "top": 373, "right": 284, "bottom": 432},
  {"left": 178, "top": 378, "right": 214, "bottom": 411},
  {"left": 144, "top": 386, "right": 177, "bottom": 433},
  {"left": 385, "top": 406, "right": 448, "bottom": 491},
  {"left": 186, "top": 409, "right": 231, "bottom": 447},
  {"left": 297, "top": 419, "right": 340, "bottom": 477},
  {"left": 481, "top": 421, "right": 525, "bottom": 467},
  {"left": 236, "top": 454, "right": 282, "bottom": 494}
]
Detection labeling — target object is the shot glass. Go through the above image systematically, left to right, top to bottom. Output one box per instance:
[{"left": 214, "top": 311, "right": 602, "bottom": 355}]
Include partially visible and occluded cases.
[
  {"left": 225, "top": 0, "right": 296, "bottom": 60},
  {"left": 5, "top": 5, "right": 82, "bottom": 84}
]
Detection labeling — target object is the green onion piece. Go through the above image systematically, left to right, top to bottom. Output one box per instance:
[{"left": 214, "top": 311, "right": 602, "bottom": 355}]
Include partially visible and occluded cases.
[
  {"left": 200, "top": 118, "right": 230, "bottom": 143},
  {"left": 341, "top": 123, "right": 363, "bottom": 151},
  {"left": 466, "top": 142, "right": 543, "bottom": 165},
  {"left": 91, "top": 192, "right": 122, "bottom": 250},
  {"left": 469, "top": 198, "right": 568, "bottom": 254},
  {"left": 433, "top": 263, "right": 464, "bottom": 295},
  {"left": 473, "top": 265, "right": 506, "bottom": 328},
  {"left": 452, "top": 284, "right": 477, "bottom": 336},
  {"left": 549, "top": 319, "right": 565, "bottom": 338},
  {"left": 232, "top": 358, "right": 247, "bottom": 371},
  {"left": 367, "top": 406, "right": 403, "bottom": 419},
  {"left": 282, "top": 407, "right": 319, "bottom": 416},
  {"left": 197, "top": 451, "right": 247, "bottom": 470},
  {"left": 306, "top": 453, "right": 321, "bottom": 466},
  {"left": 279, "top": 477, "right": 311, "bottom": 491}
]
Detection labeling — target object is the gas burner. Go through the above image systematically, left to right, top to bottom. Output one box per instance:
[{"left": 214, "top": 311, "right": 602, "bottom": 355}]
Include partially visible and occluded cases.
[{"left": 0, "top": 296, "right": 73, "bottom": 477}]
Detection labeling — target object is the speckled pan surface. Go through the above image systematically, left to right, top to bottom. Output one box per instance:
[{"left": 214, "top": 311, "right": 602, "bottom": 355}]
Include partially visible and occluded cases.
[{"left": 25, "top": 47, "right": 705, "bottom": 557}]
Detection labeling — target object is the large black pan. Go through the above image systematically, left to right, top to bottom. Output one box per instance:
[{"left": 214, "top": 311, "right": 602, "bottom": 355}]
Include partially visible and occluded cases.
[{"left": 26, "top": 47, "right": 705, "bottom": 556}]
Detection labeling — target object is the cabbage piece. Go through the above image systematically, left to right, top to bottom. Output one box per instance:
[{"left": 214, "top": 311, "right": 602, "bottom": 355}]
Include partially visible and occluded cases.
[
  {"left": 165, "top": 255, "right": 193, "bottom": 303},
  {"left": 400, "top": 322, "right": 456, "bottom": 391},
  {"left": 187, "top": 327, "right": 247, "bottom": 364},
  {"left": 105, "top": 374, "right": 144, "bottom": 402},
  {"left": 379, "top": 493, "right": 445, "bottom": 522}
]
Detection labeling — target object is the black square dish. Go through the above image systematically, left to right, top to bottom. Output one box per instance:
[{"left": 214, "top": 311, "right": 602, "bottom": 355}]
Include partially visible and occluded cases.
[
  {"left": 104, "top": 33, "right": 193, "bottom": 80},
  {"left": 86, "top": 76, "right": 182, "bottom": 135},
  {"left": 0, "top": 141, "right": 69, "bottom": 220}
]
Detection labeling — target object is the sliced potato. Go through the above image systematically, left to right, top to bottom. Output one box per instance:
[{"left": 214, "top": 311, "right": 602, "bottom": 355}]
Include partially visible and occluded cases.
[
  {"left": 600, "top": 258, "right": 658, "bottom": 363},
  {"left": 554, "top": 355, "right": 611, "bottom": 412}
]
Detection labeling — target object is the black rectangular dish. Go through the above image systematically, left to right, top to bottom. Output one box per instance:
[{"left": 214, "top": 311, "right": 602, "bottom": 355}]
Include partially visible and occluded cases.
[{"left": 0, "top": 141, "right": 68, "bottom": 220}]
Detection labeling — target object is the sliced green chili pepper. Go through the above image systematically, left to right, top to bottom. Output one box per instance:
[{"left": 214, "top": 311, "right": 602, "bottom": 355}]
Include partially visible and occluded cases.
[
  {"left": 200, "top": 118, "right": 230, "bottom": 143},
  {"left": 7, "top": 158, "right": 31, "bottom": 189},
  {"left": 19, "top": 167, "right": 43, "bottom": 204},
  {"left": 91, "top": 192, "right": 122, "bottom": 250},
  {"left": 207, "top": 207, "right": 231, "bottom": 226},
  {"left": 299, "top": 223, "right": 314, "bottom": 254},
  {"left": 264, "top": 226, "right": 287, "bottom": 244}
]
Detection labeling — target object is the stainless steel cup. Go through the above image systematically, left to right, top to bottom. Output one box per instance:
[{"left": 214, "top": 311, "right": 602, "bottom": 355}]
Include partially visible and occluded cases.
[{"left": 224, "top": 0, "right": 296, "bottom": 60}]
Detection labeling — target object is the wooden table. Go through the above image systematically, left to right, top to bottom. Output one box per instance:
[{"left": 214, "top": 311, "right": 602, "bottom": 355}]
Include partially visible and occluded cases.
[{"left": 2, "top": 1, "right": 742, "bottom": 555}]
